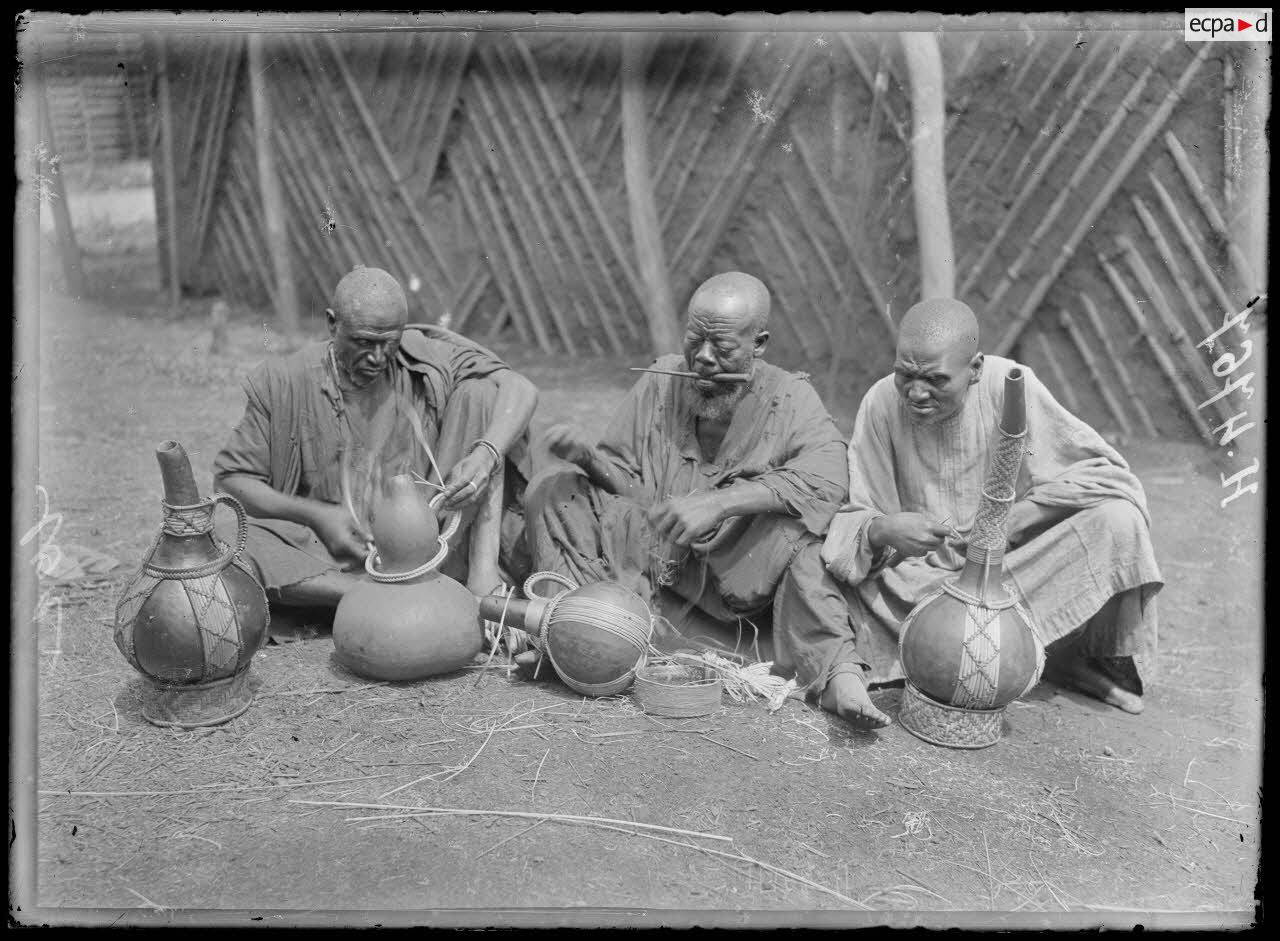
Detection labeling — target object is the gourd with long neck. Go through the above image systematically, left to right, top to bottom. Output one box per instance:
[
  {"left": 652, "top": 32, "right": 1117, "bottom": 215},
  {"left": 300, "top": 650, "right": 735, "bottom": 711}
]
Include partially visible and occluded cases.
[
  {"left": 955, "top": 366, "right": 1027, "bottom": 604},
  {"left": 897, "top": 367, "right": 1044, "bottom": 722}
]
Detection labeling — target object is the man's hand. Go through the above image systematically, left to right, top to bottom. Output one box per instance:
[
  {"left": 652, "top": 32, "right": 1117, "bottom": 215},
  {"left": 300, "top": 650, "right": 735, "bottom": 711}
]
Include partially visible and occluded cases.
[
  {"left": 544, "top": 423, "right": 596, "bottom": 468},
  {"left": 441, "top": 447, "right": 499, "bottom": 510},
  {"left": 648, "top": 491, "right": 728, "bottom": 548},
  {"left": 309, "top": 502, "right": 373, "bottom": 564},
  {"left": 867, "top": 512, "right": 951, "bottom": 559}
]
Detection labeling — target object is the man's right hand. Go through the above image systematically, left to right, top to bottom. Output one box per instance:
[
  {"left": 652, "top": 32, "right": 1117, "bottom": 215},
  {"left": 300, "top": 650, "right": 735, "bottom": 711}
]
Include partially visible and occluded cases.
[
  {"left": 544, "top": 423, "right": 596, "bottom": 469},
  {"left": 309, "top": 503, "right": 372, "bottom": 564},
  {"left": 867, "top": 512, "right": 951, "bottom": 558}
]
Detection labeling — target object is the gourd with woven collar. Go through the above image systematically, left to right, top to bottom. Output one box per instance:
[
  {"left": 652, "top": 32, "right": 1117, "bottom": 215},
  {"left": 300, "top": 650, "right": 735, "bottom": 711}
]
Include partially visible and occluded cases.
[
  {"left": 896, "top": 366, "right": 1046, "bottom": 749},
  {"left": 114, "top": 440, "right": 270, "bottom": 728},
  {"left": 332, "top": 473, "right": 481, "bottom": 681}
]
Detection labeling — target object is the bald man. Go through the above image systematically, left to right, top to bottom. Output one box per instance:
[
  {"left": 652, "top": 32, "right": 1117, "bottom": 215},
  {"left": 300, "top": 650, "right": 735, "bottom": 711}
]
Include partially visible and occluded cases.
[
  {"left": 214, "top": 265, "right": 538, "bottom": 630},
  {"left": 526, "top": 272, "right": 890, "bottom": 730},
  {"left": 823, "top": 297, "right": 1163, "bottom": 713}
]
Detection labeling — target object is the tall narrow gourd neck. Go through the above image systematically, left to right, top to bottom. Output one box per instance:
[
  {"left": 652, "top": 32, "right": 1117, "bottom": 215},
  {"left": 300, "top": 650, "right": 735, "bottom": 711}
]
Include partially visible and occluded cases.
[
  {"left": 955, "top": 367, "right": 1027, "bottom": 604},
  {"left": 155, "top": 440, "right": 202, "bottom": 506}
]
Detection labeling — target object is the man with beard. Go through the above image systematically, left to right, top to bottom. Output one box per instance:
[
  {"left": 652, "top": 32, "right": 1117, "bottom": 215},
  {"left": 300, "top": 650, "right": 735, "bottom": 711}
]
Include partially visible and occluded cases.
[
  {"left": 214, "top": 265, "right": 537, "bottom": 625},
  {"left": 525, "top": 271, "right": 890, "bottom": 730},
  {"left": 822, "top": 297, "right": 1162, "bottom": 713}
]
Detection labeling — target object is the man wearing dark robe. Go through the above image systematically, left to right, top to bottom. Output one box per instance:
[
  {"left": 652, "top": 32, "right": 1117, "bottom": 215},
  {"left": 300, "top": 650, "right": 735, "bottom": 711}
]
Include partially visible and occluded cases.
[
  {"left": 214, "top": 266, "right": 537, "bottom": 619},
  {"left": 526, "top": 271, "right": 889, "bottom": 729},
  {"left": 822, "top": 297, "right": 1162, "bottom": 713}
]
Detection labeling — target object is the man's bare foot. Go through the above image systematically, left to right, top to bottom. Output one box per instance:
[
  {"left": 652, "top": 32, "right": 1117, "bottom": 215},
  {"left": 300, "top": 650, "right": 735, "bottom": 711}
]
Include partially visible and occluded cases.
[
  {"left": 1046, "top": 654, "right": 1144, "bottom": 714},
  {"left": 819, "top": 671, "right": 892, "bottom": 731}
]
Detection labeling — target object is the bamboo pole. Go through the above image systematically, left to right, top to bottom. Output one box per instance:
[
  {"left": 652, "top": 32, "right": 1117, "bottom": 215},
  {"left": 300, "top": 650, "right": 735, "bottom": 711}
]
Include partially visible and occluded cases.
[
  {"left": 900, "top": 31, "right": 954, "bottom": 301},
  {"left": 388, "top": 33, "right": 438, "bottom": 154},
  {"left": 839, "top": 33, "right": 907, "bottom": 144},
  {"left": 153, "top": 34, "right": 182, "bottom": 311},
  {"left": 248, "top": 34, "right": 300, "bottom": 334},
  {"left": 659, "top": 34, "right": 755, "bottom": 232},
  {"left": 974, "top": 34, "right": 1165, "bottom": 305},
  {"left": 320, "top": 35, "right": 455, "bottom": 296},
  {"left": 407, "top": 35, "right": 471, "bottom": 192},
  {"left": 621, "top": 35, "right": 680, "bottom": 355},
  {"left": 570, "top": 36, "right": 602, "bottom": 109},
  {"left": 512, "top": 37, "right": 648, "bottom": 306},
  {"left": 967, "top": 37, "right": 1075, "bottom": 207},
  {"left": 190, "top": 38, "right": 240, "bottom": 266},
  {"left": 595, "top": 38, "right": 694, "bottom": 178},
  {"left": 1007, "top": 38, "right": 1111, "bottom": 193},
  {"left": 678, "top": 40, "right": 815, "bottom": 288},
  {"left": 292, "top": 41, "right": 442, "bottom": 310},
  {"left": 992, "top": 41, "right": 1215, "bottom": 358},
  {"left": 177, "top": 43, "right": 215, "bottom": 168},
  {"left": 481, "top": 44, "right": 641, "bottom": 342},
  {"left": 653, "top": 46, "right": 717, "bottom": 191},
  {"left": 35, "top": 66, "right": 86, "bottom": 298},
  {"left": 469, "top": 76, "right": 621, "bottom": 353},
  {"left": 464, "top": 107, "right": 579, "bottom": 354},
  {"left": 274, "top": 118, "right": 363, "bottom": 277},
  {"left": 790, "top": 129, "right": 893, "bottom": 334},
  {"left": 1164, "top": 130, "right": 1259, "bottom": 292},
  {"left": 273, "top": 135, "right": 348, "bottom": 308},
  {"left": 458, "top": 137, "right": 555, "bottom": 353},
  {"left": 451, "top": 151, "right": 534, "bottom": 347},
  {"left": 1147, "top": 172, "right": 1236, "bottom": 320},
  {"left": 772, "top": 189, "right": 840, "bottom": 343},
  {"left": 1131, "top": 195, "right": 1215, "bottom": 338},
  {"left": 764, "top": 206, "right": 837, "bottom": 347},
  {"left": 744, "top": 231, "right": 821, "bottom": 361},
  {"left": 1116, "top": 235, "right": 1239, "bottom": 425},
  {"left": 1099, "top": 254, "right": 1214, "bottom": 444},
  {"left": 447, "top": 263, "right": 492, "bottom": 334},
  {"left": 1078, "top": 292, "right": 1159, "bottom": 437},
  {"left": 1058, "top": 308, "right": 1133, "bottom": 436},
  {"left": 1033, "top": 331, "right": 1083, "bottom": 416}
]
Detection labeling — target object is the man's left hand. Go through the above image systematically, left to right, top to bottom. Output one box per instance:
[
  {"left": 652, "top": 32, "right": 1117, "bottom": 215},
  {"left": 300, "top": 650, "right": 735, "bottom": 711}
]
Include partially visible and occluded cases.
[
  {"left": 441, "top": 447, "right": 499, "bottom": 510},
  {"left": 648, "top": 491, "right": 727, "bottom": 548}
]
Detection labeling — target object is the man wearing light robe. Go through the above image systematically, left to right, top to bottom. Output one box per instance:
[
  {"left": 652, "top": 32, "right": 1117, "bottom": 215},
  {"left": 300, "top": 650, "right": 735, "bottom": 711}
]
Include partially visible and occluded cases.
[
  {"left": 526, "top": 271, "right": 890, "bottom": 729},
  {"left": 822, "top": 297, "right": 1162, "bottom": 713}
]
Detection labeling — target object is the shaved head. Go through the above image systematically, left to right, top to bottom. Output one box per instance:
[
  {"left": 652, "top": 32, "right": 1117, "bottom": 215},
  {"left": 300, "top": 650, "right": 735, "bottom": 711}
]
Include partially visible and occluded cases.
[
  {"left": 331, "top": 265, "right": 408, "bottom": 329},
  {"left": 327, "top": 266, "right": 408, "bottom": 390},
  {"left": 688, "top": 271, "right": 771, "bottom": 333},
  {"left": 897, "top": 297, "right": 980, "bottom": 360},
  {"left": 893, "top": 298, "right": 984, "bottom": 425}
]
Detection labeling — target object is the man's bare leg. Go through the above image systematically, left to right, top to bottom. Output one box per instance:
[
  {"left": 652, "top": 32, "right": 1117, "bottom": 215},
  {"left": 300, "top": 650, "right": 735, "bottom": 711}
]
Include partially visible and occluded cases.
[
  {"left": 466, "top": 477, "right": 506, "bottom": 597},
  {"left": 273, "top": 571, "right": 361, "bottom": 609},
  {"left": 1044, "top": 652, "right": 1144, "bottom": 714},
  {"left": 820, "top": 669, "right": 892, "bottom": 730}
]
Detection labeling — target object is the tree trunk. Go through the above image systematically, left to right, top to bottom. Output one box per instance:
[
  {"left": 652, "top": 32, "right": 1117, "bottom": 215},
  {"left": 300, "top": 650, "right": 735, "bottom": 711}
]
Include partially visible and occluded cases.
[
  {"left": 900, "top": 32, "right": 955, "bottom": 301},
  {"left": 248, "top": 34, "right": 301, "bottom": 335},
  {"left": 153, "top": 35, "right": 182, "bottom": 312},
  {"left": 620, "top": 35, "right": 679, "bottom": 355},
  {"left": 1227, "top": 43, "right": 1268, "bottom": 299},
  {"left": 35, "top": 64, "right": 86, "bottom": 298}
]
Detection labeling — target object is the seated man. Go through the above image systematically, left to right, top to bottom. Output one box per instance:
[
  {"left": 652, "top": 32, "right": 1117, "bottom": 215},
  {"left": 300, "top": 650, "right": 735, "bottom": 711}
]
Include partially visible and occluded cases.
[
  {"left": 213, "top": 265, "right": 538, "bottom": 623},
  {"left": 526, "top": 271, "right": 889, "bottom": 730},
  {"left": 821, "top": 297, "right": 1162, "bottom": 713}
]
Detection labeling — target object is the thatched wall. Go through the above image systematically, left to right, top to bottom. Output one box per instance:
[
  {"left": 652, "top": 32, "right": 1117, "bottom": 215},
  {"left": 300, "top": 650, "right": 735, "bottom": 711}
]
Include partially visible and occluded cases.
[{"left": 76, "top": 25, "right": 1261, "bottom": 443}]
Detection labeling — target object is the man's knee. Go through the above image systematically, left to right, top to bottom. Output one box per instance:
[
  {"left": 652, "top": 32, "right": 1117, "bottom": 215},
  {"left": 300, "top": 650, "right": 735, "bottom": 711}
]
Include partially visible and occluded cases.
[
  {"left": 525, "top": 464, "right": 591, "bottom": 519},
  {"left": 1083, "top": 499, "right": 1146, "bottom": 537}
]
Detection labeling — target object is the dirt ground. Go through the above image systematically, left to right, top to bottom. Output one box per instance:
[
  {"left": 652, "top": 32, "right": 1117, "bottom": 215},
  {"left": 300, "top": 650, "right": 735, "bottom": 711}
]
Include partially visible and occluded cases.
[{"left": 18, "top": 183, "right": 1263, "bottom": 928}]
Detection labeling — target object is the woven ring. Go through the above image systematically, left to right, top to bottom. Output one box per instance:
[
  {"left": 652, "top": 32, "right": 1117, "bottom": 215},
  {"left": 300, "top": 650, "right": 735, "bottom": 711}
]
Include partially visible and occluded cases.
[
  {"left": 363, "top": 492, "right": 461, "bottom": 583},
  {"left": 145, "top": 494, "right": 248, "bottom": 580}
]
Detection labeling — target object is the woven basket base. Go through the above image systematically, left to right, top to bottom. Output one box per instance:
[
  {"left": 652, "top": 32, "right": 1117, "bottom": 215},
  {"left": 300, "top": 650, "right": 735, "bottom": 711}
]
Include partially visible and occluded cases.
[
  {"left": 141, "top": 670, "right": 255, "bottom": 729},
  {"left": 898, "top": 681, "right": 1004, "bottom": 749}
]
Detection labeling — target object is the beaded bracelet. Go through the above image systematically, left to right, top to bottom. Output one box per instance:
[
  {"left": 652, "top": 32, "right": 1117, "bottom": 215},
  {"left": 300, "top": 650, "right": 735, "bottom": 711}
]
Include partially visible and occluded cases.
[{"left": 471, "top": 438, "right": 503, "bottom": 472}]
